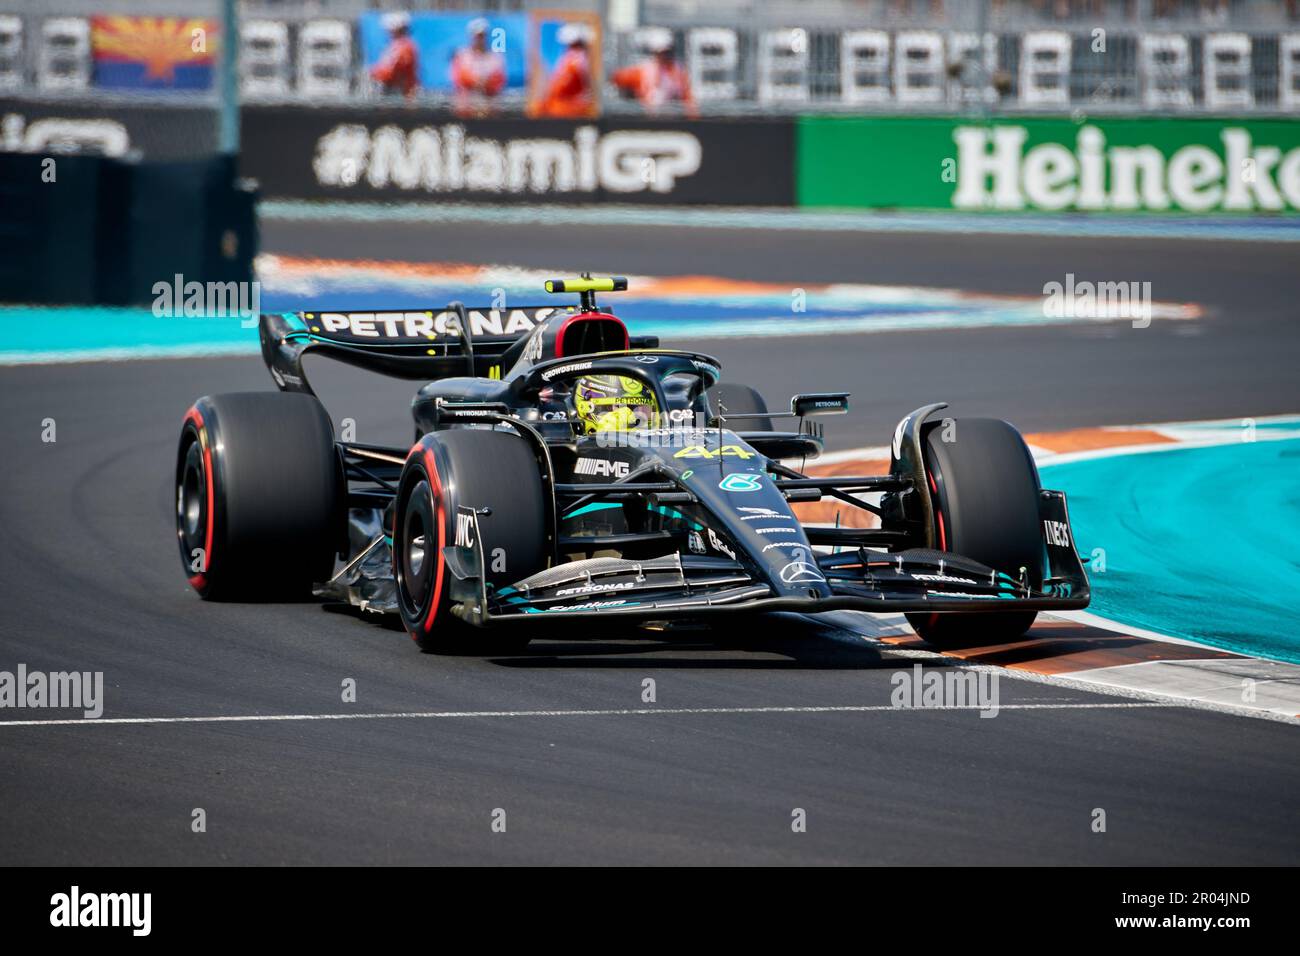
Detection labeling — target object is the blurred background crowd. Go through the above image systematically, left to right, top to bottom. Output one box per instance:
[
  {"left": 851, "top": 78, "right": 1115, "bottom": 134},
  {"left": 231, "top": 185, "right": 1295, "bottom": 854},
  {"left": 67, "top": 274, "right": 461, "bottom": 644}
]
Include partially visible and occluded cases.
[
  {"left": 1, "top": 0, "right": 1297, "bottom": 118},
  {"left": 2, "top": 0, "right": 1296, "bottom": 311}
]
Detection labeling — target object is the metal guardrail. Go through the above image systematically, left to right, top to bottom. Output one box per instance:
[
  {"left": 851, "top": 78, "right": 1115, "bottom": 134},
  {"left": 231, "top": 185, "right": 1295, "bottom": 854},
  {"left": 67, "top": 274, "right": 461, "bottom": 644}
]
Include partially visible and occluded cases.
[{"left": 605, "top": 25, "right": 1300, "bottom": 114}]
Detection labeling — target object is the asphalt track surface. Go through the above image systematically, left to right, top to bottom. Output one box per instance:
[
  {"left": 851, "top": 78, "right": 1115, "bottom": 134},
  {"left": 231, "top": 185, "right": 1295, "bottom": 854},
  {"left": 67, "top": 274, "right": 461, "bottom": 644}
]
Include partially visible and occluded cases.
[{"left": 1, "top": 220, "right": 1297, "bottom": 864}]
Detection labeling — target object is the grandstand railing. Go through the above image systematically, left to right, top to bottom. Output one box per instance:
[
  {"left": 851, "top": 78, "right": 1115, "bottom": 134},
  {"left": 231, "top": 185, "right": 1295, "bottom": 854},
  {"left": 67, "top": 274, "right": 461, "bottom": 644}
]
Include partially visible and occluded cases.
[{"left": 0, "top": 0, "right": 1297, "bottom": 115}]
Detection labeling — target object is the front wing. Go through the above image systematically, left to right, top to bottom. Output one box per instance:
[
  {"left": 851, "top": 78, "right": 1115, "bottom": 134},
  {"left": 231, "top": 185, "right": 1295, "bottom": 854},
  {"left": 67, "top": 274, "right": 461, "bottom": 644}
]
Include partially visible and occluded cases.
[{"left": 442, "top": 491, "right": 1090, "bottom": 625}]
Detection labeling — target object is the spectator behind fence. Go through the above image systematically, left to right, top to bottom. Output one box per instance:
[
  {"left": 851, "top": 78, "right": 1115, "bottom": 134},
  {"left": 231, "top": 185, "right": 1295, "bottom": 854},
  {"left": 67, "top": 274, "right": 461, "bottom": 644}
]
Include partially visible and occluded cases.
[
  {"left": 371, "top": 11, "right": 418, "bottom": 100},
  {"left": 451, "top": 18, "right": 506, "bottom": 116},
  {"left": 533, "top": 22, "right": 595, "bottom": 118},
  {"left": 611, "top": 28, "right": 697, "bottom": 117}
]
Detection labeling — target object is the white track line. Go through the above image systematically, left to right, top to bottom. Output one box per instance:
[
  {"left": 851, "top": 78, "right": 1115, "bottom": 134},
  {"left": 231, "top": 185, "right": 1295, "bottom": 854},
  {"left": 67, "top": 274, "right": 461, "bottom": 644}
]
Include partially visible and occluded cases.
[{"left": 0, "top": 702, "right": 1175, "bottom": 729}]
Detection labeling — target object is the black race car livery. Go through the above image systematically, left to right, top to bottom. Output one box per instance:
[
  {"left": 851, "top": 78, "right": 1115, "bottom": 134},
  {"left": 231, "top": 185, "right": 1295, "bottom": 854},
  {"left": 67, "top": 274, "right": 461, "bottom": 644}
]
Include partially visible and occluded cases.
[{"left": 176, "top": 276, "right": 1089, "bottom": 652}]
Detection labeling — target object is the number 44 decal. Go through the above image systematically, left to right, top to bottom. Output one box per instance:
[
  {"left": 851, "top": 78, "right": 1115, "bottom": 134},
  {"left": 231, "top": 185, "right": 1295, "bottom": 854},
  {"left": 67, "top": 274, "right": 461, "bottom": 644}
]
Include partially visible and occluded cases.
[{"left": 674, "top": 445, "right": 754, "bottom": 460}]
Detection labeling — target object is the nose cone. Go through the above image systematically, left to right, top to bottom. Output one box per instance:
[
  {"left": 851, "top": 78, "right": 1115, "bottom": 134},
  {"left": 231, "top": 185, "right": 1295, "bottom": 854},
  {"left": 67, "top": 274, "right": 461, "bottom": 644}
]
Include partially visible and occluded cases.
[
  {"left": 651, "top": 435, "right": 829, "bottom": 599},
  {"left": 770, "top": 557, "right": 832, "bottom": 599}
]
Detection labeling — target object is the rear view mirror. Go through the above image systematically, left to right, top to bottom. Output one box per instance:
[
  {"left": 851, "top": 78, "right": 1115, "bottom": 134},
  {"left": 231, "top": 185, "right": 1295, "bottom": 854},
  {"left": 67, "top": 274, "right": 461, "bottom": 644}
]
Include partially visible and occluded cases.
[{"left": 791, "top": 392, "right": 850, "bottom": 417}]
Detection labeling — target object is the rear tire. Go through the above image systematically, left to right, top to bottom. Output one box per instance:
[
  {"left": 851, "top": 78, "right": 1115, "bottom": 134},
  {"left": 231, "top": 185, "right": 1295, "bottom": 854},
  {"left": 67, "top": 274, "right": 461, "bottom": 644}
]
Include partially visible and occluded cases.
[
  {"left": 711, "top": 382, "right": 771, "bottom": 431},
  {"left": 176, "top": 392, "right": 342, "bottom": 600},
  {"left": 905, "top": 417, "right": 1041, "bottom": 647},
  {"left": 394, "top": 429, "right": 547, "bottom": 654}
]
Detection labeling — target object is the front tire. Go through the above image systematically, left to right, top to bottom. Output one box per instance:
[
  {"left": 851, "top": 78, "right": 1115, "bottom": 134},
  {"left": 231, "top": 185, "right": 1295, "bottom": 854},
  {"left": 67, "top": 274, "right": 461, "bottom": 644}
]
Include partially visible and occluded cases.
[
  {"left": 176, "top": 392, "right": 342, "bottom": 600},
  {"left": 905, "top": 417, "right": 1041, "bottom": 647},
  {"left": 394, "top": 429, "right": 547, "bottom": 654}
]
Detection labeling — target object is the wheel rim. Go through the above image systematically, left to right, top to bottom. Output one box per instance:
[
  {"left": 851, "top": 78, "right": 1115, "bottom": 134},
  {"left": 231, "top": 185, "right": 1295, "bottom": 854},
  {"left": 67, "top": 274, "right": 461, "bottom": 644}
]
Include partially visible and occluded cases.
[
  {"left": 177, "top": 435, "right": 207, "bottom": 571},
  {"left": 399, "top": 478, "right": 436, "bottom": 613},
  {"left": 408, "top": 534, "right": 427, "bottom": 579}
]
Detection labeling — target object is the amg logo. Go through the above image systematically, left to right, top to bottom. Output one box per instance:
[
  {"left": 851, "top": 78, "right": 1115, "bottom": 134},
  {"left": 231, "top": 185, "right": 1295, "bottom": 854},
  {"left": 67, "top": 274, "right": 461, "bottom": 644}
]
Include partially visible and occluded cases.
[
  {"left": 575, "top": 458, "right": 629, "bottom": 478},
  {"left": 455, "top": 511, "right": 475, "bottom": 548},
  {"left": 1043, "top": 520, "right": 1071, "bottom": 548},
  {"left": 556, "top": 581, "right": 634, "bottom": 597}
]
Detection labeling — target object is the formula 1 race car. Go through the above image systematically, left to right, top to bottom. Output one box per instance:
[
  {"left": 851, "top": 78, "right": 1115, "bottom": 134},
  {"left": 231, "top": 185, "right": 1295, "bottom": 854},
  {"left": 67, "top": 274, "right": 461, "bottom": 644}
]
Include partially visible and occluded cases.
[{"left": 175, "top": 276, "right": 1090, "bottom": 652}]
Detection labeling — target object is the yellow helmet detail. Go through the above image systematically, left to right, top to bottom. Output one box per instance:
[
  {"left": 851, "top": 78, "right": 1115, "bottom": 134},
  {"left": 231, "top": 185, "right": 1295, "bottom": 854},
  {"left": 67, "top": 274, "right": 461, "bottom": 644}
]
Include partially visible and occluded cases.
[{"left": 573, "top": 375, "right": 658, "bottom": 434}]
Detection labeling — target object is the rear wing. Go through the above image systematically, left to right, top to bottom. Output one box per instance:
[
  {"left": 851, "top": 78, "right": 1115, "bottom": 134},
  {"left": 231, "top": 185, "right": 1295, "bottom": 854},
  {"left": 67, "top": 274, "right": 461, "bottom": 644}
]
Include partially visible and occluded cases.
[{"left": 260, "top": 304, "right": 569, "bottom": 392}]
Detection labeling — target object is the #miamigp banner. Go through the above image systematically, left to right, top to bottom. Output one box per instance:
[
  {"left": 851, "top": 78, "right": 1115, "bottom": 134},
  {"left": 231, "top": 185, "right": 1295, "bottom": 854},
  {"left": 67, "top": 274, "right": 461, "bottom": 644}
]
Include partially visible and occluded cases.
[
  {"left": 240, "top": 106, "right": 794, "bottom": 205},
  {"left": 798, "top": 115, "right": 1300, "bottom": 214}
]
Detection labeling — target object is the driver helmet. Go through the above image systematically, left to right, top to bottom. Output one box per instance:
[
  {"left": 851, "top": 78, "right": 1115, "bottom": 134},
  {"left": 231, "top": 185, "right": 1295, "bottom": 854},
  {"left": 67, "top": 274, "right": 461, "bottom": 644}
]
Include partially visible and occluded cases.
[{"left": 573, "top": 375, "right": 658, "bottom": 434}]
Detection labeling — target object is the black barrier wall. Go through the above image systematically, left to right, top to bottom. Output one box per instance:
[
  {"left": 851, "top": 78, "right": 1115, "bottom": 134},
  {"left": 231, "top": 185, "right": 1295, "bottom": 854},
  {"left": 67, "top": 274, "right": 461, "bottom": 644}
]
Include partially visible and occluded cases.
[
  {"left": 241, "top": 106, "right": 796, "bottom": 206},
  {"left": 0, "top": 152, "right": 256, "bottom": 306},
  {"left": 0, "top": 153, "right": 103, "bottom": 304}
]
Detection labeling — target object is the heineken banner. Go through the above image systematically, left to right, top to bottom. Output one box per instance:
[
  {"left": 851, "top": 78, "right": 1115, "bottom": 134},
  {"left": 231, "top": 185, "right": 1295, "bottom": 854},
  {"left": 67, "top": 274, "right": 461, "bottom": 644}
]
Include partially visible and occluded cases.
[{"left": 797, "top": 116, "right": 1300, "bottom": 214}]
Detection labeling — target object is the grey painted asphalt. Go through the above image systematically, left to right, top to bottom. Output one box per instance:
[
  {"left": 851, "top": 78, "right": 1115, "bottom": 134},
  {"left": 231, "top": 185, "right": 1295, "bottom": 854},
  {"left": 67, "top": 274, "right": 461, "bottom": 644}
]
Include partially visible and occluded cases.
[{"left": 0, "top": 219, "right": 1296, "bottom": 864}]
